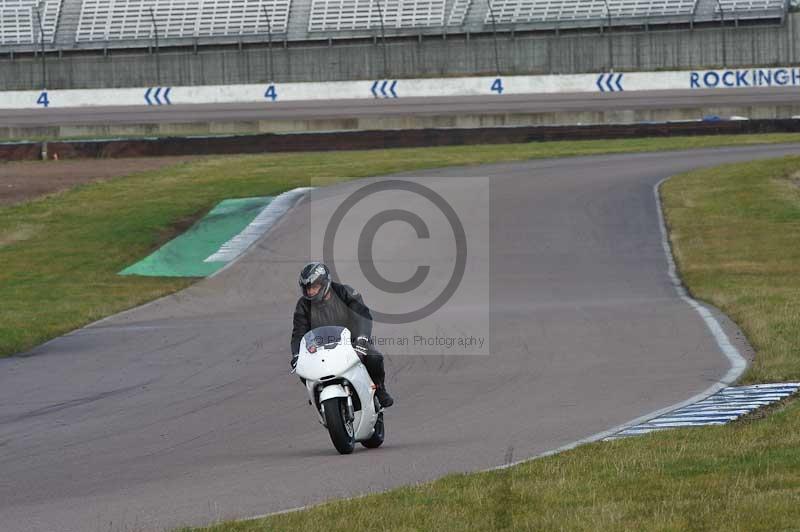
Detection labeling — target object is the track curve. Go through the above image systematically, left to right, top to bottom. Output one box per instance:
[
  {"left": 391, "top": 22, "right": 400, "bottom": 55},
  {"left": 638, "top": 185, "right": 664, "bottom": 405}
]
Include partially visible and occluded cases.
[{"left": 0, "top": 144, "right": 797, "bottom": 532}]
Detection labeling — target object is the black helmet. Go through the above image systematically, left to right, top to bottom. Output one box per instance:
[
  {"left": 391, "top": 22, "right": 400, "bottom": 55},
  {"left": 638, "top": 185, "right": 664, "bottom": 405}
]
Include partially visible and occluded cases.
[{"left": 299, "top": 262, "right": 331, "bottom": 302}]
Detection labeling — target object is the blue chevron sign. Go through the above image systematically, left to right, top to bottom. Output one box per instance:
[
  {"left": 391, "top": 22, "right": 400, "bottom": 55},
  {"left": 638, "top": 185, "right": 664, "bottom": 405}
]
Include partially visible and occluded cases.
[
  {"left": 596, "top": 73, "right": 624, "bottom": 92},
  {"left": 371, "top": 79, "right": 398, "bottom": 98},
  {"left": 144, "top": 87, "right": 172, "bottom": 106}
]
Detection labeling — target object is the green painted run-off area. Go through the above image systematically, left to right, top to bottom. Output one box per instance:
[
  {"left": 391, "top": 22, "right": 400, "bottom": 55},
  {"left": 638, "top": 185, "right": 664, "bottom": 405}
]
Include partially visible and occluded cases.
[{"left": 120, "top": 196, "right": 273, "bottom": 277}]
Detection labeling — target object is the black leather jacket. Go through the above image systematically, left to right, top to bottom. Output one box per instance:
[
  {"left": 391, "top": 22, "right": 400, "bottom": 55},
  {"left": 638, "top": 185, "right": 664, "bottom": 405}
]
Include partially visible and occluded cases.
[{"left": 290, "top": 282, "right": 373, "bottom": 355}]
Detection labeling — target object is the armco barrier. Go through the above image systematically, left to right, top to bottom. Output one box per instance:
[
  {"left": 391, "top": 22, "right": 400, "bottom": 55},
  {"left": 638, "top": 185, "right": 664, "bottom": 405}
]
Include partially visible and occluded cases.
[
  {"left": 3, "top": 67, "right": 800, "bottom": 110},
  {"left": 3, "top": 119, "right": 800, "bottom": 161},
  {"left": 0, "top": 142, "right": 42, "bottom": 160}
]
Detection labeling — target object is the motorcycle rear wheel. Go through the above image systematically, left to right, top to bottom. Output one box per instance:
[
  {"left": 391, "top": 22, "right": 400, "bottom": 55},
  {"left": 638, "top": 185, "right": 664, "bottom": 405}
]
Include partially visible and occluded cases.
[{"left": 361, "top": 412, "right": 384, "bottom": 449}]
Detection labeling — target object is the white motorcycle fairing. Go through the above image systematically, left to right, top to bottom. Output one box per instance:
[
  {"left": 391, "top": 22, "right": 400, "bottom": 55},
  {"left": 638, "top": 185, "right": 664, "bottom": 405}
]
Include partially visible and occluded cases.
[
  {"left": 295, "top": 326, "right": 381, "bottom": 443},
  {"left": 319, "top": 384, "right": 348, "bottom": 403}
]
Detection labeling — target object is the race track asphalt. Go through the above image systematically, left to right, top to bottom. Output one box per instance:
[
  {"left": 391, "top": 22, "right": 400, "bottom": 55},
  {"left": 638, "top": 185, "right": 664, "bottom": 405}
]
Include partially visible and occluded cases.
[
  {"left": 1, "top": 87, "right": 799, "bottom": 127},
  {"left": 0, "top": 143, "right": 797, "bottom": 532}
]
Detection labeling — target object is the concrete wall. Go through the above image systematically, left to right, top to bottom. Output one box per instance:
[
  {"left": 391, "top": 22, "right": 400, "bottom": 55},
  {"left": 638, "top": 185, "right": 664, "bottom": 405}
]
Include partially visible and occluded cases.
[
  {"left": 1, "top": 15, "right": 797, "bottom": 90},
  {"left": 7, "top": 68, "right": 800, "bottom": 109}
]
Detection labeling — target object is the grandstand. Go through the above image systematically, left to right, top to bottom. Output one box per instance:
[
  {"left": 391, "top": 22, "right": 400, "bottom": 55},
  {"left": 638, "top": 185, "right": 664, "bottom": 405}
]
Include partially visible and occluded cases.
[
  {"left": 0, "top": 0, "right": 788, "bottom": 50},
  {"left": 0, "top": 0, "right": 61, "bottom": 45},
  {"left": 76, "top": 0, "right": 292, "bottom": 42},
  {"left": 308, "top": 0, "right": 448, "bottom": 32},
  {"left": 486, "top": 0, "right": 696, "bottom": 25},
  {"left": 716, "top": 0, "right": 786, "bottom": 19}
]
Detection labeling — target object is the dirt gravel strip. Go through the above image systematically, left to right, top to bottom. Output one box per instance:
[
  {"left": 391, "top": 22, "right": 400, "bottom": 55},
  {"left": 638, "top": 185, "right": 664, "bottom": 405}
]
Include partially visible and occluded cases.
[{"left": 0, "top": 157, "right": 196, "bottom": 206}]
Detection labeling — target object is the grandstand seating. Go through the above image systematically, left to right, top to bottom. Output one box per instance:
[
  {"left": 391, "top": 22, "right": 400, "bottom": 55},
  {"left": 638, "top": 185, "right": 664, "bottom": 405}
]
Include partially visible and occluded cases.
[
  {"left": 0, "top": 0, "right": 61, "bottom": 44},
  {"left": 0, "top": 0, "right": 789, "bottom": 48},
  {"left": 75, "top": 0, "right": 291, "bottom": 42},
  {"left": 307, "top": 0, "right": 447, "bottom": 31},
  {"left": 447, "top": 0, "right": 471, "bottom": 25},
  {"left": 485, "top": 0, "right": 697, "bottom": 25},
  {"left": 716, "top": 0, "right": 785, "bottom": 14}
]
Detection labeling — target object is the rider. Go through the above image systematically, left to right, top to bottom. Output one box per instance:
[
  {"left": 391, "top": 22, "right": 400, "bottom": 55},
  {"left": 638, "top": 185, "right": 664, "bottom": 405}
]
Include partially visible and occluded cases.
[{"left": 290, "top": 262, "right": 394, "bottom": 408}]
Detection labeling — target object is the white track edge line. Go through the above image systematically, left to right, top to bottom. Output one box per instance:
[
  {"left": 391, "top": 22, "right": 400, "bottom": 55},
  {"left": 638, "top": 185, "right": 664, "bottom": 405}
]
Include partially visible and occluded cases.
[
  {"left": 653, "top": 176, "right": 748, "bottom": 388},
  {"left": 204, "top": 187, "right": 314, "bottom": 263},
  {"left": 207, "top": 187, "right": 314, "bottom": 279}
]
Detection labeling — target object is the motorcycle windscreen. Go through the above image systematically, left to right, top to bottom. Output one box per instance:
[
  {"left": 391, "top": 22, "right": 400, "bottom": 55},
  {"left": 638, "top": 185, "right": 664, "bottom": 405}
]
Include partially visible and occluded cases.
[
  {"left": 298, "top": 326, "right": 359, "bottom": 380},
  {"left": 302, "top": 326, "right": 351, "bottom": 352}
]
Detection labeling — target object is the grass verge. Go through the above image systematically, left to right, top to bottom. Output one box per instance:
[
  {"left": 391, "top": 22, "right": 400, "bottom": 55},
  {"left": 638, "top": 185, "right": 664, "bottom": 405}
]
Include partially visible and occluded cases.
[
  {"left": 1, "top": 133, "right": 798, "bottom": 361},
  {"left": 173, "top": 152, "right": 800, "bottom": 530},
  {"left": 662, "top": 156, "right": 800, "bottom": 384}
]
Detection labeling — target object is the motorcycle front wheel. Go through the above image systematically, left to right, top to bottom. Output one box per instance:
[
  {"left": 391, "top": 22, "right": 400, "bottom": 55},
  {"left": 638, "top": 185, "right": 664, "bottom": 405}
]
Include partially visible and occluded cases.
[{"left": 323, "top": 398, "right": 355, "bottom": 454}]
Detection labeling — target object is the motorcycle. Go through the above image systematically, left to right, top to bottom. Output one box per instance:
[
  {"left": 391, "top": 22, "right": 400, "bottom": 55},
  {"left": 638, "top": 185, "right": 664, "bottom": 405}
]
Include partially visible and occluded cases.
[{"left": 293, "top": 325, "right": 385, "bottom": 454}]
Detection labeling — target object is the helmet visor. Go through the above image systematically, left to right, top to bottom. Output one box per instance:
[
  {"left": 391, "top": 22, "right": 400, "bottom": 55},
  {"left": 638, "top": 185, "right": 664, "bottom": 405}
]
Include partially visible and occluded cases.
[{"left": 303, "top": 280, "right": 324, "bottom": 299}]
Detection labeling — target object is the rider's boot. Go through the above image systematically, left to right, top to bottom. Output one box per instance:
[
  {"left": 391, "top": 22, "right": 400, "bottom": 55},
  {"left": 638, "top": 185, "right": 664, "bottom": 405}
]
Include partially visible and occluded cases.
[{"left": 375, "top": 382, "right": 394, "bottom": 408}]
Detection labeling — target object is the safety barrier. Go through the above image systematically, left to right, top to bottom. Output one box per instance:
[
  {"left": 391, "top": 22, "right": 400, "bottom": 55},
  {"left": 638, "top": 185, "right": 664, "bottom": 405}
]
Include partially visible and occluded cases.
[
  {"left": 2, "top": 66, "right": 799, "bottom": 110},
  {"left": 3, "top": 118, "right": 800, "bottom": 160}
]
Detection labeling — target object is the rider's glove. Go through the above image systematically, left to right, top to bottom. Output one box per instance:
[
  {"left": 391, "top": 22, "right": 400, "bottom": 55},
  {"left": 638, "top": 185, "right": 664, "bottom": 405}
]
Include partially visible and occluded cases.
[
  {"left": 354, "top": 336, "right": 369, "bottom": 358},
  {"left": 290, "top": 353, "right": 299, "bottom": 373}
]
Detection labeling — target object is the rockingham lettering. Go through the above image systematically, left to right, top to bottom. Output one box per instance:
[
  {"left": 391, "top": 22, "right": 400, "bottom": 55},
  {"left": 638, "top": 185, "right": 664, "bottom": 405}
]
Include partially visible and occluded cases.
[
  {"left": 690, "top": 67, "right": 800, "bottom": 89},
  {"left": 704, "top": 71, "right": 720, "bottom": 88},
  {"left": 722, "top": 71, "right": 735, "bottom": 87},
  {"left": 736, "top": 71, "right": 749, "bottom": 86}
]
